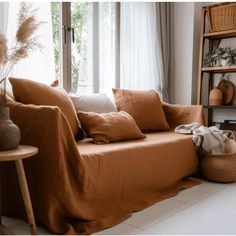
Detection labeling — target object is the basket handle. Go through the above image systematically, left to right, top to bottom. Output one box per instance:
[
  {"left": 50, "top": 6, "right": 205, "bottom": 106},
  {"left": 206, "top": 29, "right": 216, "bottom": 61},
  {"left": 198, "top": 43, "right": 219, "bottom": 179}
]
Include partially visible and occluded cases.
[{"left": 224, "top": 130, "right": 236, "bottom": 141}]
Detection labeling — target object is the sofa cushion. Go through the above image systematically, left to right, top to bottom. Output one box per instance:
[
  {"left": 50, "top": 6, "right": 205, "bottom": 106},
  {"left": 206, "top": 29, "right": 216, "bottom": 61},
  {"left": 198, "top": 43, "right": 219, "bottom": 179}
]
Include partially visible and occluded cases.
[
  {"left": 10, "top": 78, "right": 82, "bottom": 139},
  {"left": 112, "top": 88, "right": 170, "bottom": 132},
  {"left": 70, "top": 93, "right": 117, "bottom": 113},
  {"left": 78, "top": 111, "right": 146, "bottom": 144},
  {"left": 78, "top": 131, "right": 198, "bottom": 209}
]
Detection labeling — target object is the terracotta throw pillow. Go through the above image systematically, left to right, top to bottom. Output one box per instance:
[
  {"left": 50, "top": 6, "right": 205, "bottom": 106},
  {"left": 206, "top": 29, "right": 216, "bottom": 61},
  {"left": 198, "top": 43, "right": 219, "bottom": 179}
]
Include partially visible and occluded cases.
[
  {"left": 10, "top": 78, "right": 83, "bottom": 139},
  {"left": 112, "top": 88, "right": 170, "bottom": 132},
  {"left": 77, "top": 111, "right": 146, "bottom": 144}
]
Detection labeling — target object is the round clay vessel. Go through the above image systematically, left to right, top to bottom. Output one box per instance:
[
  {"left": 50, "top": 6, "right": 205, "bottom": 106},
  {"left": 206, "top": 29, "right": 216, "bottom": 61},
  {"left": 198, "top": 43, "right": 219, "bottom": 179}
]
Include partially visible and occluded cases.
[
  {"left": 218, "top": 79, "right": 234, "bottom": 105},
  {"left": 209, "top": 87, "right": 223, "bottom": 105},
  {"left": 0, "top": 107, "right": 21, "bottom": 151}
]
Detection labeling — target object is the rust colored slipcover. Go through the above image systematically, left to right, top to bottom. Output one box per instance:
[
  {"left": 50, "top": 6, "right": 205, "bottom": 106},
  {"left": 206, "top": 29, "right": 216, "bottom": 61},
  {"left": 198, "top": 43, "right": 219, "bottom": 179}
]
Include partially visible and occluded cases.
[{"left": 1, "top": 100, "right": 204, "bottom": 234}]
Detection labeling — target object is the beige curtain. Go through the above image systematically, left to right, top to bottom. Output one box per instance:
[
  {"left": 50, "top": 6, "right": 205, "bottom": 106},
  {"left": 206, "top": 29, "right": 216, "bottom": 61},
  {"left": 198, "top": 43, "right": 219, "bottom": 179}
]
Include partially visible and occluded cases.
[{"left": 156, "top": 2, "right": 171, "bottom": 102}]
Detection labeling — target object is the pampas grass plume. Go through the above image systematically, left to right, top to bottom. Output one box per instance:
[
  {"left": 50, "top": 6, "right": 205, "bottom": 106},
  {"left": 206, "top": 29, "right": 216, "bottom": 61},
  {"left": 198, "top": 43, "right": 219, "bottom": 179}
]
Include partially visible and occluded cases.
[{"left": 0, "top": 34, "right": 8, "bottom": 64}]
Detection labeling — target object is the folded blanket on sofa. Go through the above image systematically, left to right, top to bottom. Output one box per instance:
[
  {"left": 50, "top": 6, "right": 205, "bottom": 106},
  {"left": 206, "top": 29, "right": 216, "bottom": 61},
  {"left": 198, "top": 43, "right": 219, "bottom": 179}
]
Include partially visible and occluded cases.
[{"left": 175, "top": 122, "right": 234, "bottom": 155}]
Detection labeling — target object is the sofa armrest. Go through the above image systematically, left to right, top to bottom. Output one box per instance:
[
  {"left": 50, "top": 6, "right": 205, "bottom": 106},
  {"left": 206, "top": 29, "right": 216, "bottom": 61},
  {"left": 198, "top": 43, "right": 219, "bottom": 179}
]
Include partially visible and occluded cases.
[
  {"left": 3, "top": 100, "right": 81, "bottom": 223},
  {"left": 7, "top": 100, "right": 77, "bottom": 148},
  {"left": 162, "top": 102, "right": 205, "bottom": 130}
]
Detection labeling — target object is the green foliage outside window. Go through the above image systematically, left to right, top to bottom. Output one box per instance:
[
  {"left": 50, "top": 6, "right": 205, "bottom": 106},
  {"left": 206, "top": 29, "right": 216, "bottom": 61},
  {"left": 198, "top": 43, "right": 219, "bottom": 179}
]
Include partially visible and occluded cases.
[
  {"left": 51, "top": 2, "right": 60, "bottom": 81},
  {"left": 71, "top": 2, "right": 89, "bottom": 93},
  {"left": 51, "top": 3, "right": 89, "bottom": 92}
]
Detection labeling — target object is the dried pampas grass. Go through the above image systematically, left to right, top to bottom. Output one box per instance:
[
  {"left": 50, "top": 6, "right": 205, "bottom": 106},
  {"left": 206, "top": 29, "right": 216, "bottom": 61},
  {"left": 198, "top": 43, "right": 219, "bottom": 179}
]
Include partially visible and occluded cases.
[
  {"left": 0, "top": 2, "right": 43, "bottom": 107},
  {"left": 15, "top": 3, "right": 43, "bottom": 60},
  {"left": 18, "top": 3, "right": 35, "bottom": 26},
  {"left": 16, "top": 16, "right": 40, "bottom": 44},
  {"left": 0, "top": 34, "right": 8, "bottom": 65}
]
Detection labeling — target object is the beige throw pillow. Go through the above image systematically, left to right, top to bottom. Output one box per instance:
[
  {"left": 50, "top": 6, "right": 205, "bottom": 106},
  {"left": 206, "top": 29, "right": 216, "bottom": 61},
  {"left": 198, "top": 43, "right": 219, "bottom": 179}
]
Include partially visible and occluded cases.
[
  {"left": 10, "top": 78, "right": 83, "bottom": 139},
  {"left": 112, "top": 88, "right": 170, "bottom": 132},
  {"left": 70, "top": 93, "right": 117, "bottom": 113},
  {"left": 77, "top": 111, "right": 146, "bottom": 144}
]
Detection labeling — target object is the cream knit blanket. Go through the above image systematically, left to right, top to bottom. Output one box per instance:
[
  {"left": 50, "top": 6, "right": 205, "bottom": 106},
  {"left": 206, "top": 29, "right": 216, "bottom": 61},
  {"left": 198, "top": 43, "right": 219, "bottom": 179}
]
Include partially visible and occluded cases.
[{"left": 175, "top": 122, "right": 233, "bottom": 155}]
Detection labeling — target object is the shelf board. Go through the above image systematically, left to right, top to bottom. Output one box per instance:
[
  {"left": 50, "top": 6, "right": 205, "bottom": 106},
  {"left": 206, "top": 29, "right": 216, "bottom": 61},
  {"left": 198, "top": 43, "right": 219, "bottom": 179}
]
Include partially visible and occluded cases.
[
  {"left": 203, "top": 29, "right": 236, "bottom": 40},
  {"left": 202, "top": 65, "right": 236, "bottom": 73},
  {"left": 204, "top": 105, "right": 236, "bottom": 109}
]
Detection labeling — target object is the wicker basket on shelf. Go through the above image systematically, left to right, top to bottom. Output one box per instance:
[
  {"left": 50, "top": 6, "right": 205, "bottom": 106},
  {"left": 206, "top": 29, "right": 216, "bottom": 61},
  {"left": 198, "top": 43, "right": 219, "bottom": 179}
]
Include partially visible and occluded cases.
[
  {"left": 207, "top": 2, "right": 236, "bottom": 32},
  {"left": 201, "top": 135, "right": 236, "bottom": 183}
]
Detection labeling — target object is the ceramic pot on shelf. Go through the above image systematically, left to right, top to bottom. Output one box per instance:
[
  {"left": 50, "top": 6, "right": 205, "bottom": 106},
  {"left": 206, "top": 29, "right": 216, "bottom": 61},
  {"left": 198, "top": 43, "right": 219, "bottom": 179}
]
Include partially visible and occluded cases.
[
  {"left": 220, "top": 58, "right": 231, "bottom": 67},
  {"left": 214, "top": 60, "right": 221, "bottom": 67},
  {"left": 218, "top": 79, "right": 234, "bottom": 105},
  {"left": 209, "top": 87, "right": 223, "bottom": 106},
  {"left": 0, "top": 107, "right": 21, "bottom": 151}
]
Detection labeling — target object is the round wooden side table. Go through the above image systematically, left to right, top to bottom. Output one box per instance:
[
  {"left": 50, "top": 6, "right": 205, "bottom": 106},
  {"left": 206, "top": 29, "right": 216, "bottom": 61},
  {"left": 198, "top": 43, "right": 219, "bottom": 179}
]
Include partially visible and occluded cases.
[{"left": 0, "top": 145, "right": 38, "bottom": 235}]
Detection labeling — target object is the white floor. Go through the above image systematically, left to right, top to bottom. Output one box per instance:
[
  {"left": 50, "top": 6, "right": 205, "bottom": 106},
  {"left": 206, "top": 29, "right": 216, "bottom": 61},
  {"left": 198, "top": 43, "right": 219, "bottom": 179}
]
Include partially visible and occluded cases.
[{"left": 3, "top": 179, "right": 236, "bottom": 235}]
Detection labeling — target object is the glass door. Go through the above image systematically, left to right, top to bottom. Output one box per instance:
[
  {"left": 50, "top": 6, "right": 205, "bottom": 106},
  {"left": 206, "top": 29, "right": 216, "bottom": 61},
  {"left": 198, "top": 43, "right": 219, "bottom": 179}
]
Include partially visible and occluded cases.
[
  {"left": 51, "top": 2, "right": 119, "bottom": 94},
  {"left": 51, "top": 2, "right": 61, "bottom": 82},
  {"left": 70, "top": 2, "right": 93, "bottom": 94}
]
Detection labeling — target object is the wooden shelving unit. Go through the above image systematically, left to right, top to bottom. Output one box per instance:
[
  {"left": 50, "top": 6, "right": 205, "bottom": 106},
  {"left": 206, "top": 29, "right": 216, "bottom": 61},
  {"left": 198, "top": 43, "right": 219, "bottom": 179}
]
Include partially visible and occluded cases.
[
  {"left": 197, "top": 3, "right": 236, "bottom": 127},
  {"left": 203, "top": 29, "right": 236, "bottom": 40},
  {"left": 202, "top": 65, "right": 236, "bottom": 73},
  {"left": 204, "top": 105, "right": 236, "bottom": 109}
]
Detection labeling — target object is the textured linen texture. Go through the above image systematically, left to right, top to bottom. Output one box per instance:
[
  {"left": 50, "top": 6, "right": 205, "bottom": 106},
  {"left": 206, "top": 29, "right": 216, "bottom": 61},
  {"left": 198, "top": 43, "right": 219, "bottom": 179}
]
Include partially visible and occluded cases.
[
  {"left": 9, "top": 77, "right": 81, "bottom": 139},
  {"left": 112, "top": 88, "right": 170, "bottom": 132},
  {"left": 71, "top": 93, "right": 117, "bottom": 113},
  {"left": 1, "top": 99, "right": 204, "bottom": 234},
  {"left": 162, "top": 102, "right": 205, "bottom": 129},
  {"left": 78, "top": 111, "right": 146, "bottom": 144}
]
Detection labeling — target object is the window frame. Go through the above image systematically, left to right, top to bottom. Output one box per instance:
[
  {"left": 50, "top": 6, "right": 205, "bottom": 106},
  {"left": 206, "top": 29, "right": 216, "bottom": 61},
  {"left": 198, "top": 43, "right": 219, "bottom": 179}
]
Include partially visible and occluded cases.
[
  {"left": 60, "top": 2, "right": 120, "bottom": 93},
  {"left": 61, "top": 2, "right": 71, "bottom": 92}
]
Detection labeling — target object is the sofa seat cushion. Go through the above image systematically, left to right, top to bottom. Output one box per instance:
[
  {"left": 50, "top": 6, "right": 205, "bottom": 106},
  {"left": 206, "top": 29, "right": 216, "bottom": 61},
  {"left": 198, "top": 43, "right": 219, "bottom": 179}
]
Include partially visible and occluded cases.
[{"left": 77, "top": 131, "right": 198, "bottom": 206}]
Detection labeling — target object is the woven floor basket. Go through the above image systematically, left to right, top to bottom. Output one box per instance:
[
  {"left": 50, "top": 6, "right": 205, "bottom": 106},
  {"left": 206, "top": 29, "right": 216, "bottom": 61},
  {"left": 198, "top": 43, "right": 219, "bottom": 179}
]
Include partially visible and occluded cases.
[
  {"left": 207, "top": 2, "right": 236, "bottom": 32},
  {"left": 201, "top": 139, "right": 236, "bottom": 183}
]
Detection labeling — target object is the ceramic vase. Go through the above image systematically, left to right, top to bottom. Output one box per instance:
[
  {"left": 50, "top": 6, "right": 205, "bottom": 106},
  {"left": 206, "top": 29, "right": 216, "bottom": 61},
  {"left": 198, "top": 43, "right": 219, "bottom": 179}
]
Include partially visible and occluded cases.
[
  {"left": 221, "top": 58, "right": 231, "bottom": 67},
  {"left": 214, "top": 60, "right": 221, "bottom": 67},
  {"left": 209, "top": 87, "right": 223, "bottom": 106},
  {"left": 0, "top": 107, "right": 21, "bottom": 151}
]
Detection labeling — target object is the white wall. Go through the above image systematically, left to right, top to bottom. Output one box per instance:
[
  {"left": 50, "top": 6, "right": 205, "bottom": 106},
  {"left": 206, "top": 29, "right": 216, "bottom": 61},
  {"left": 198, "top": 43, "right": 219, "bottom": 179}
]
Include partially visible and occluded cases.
[
  {"left": 171, "top": 2, "right": 195, "bottom": 105},
  {"left": 171, "top": 2, "right": 210, "bottom": 105}
]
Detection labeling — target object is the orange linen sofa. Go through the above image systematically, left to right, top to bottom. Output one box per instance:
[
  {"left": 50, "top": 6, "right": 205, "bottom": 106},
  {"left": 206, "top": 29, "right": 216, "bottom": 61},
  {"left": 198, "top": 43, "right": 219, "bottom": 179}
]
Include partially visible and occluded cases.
[{"left": 1, "top": 100, "right": 204, "bottom": 234}]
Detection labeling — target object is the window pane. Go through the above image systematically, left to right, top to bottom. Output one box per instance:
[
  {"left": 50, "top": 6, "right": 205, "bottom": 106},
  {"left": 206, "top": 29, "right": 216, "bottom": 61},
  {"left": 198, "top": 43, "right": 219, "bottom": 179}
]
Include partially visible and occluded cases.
[
  {"left": 51, "top": 2, "right": 60, "bottom": 81},
  {"left": 51, "top": 3, "right": 116, "bottom": 94},
  {"left": 71, "top": 3, "right": 93, "bottom": 94},
  {"left": 99, "top": 3, "right": 116, "bottom": 94}
]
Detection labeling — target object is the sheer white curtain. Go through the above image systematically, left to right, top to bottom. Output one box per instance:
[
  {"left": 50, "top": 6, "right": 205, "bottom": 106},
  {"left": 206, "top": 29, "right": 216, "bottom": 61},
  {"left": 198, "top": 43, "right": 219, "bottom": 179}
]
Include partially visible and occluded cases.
[
  {"left": 0, "top": 2, "right": 9, "bottom": 34},
  {"left": 0, "top": 2, "right": 10, "bottom": 95},
  {"left": 6, "top": 2, "right": 55, "bottom": 84},
  {"left": 73, "top": 3, "right": 116, "bottom": 96},
  {"left": 75, "top": 3, "right": 93, "bottom": 94},
  {"left": 99, "top": 3, "right": 116, "bottom": 95},
  {"left": 120, "top": 3, "right": 170, "bottom": 101},
  {"left": 121, "top": 3, "right": 157, "bottom": 90}
]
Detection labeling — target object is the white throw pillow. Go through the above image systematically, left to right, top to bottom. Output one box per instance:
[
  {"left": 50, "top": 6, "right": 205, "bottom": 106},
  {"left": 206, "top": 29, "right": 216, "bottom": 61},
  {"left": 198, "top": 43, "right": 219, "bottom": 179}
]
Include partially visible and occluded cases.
[{"left": 70, "top": 93, "right": 117, "bottom": 113}]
